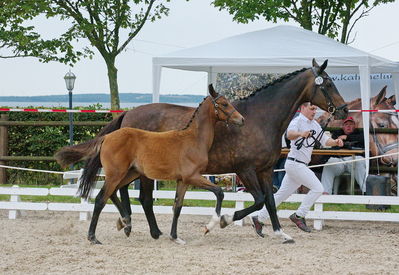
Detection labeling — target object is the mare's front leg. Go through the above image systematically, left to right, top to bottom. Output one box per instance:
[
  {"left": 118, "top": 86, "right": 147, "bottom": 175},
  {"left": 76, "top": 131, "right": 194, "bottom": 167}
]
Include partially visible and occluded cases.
[
  {"left": 220, "top": 169, "right": 264, "bottom": 228},
  {"left": 257, "top": 170, "right": 294, "bottom": 243},
  {"left": 184, "top": 175, "right": 224, "bottom": 234},
  {"left": 139, "top": 176, "right": 163, "bottom": 239},
  {"left": 170, "top": 180, "right": 188, "bottom": 244}
]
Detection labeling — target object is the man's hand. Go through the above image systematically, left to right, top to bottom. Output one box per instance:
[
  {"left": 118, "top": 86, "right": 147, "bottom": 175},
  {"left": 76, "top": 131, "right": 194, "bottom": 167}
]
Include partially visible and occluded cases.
[
  {"left": 300, "top": 131, "right": 312, "bottom": 138},
  {"left": 338, "top": 135, "right": 347, "bottom": 140},
  {"left": 335, "top": 139, "right": 344, "bottom": 147}
]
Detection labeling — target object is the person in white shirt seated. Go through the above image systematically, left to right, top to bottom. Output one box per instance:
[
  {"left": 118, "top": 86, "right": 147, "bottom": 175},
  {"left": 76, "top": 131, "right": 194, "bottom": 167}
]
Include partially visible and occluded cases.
[{"left": 251, "top": 102, "right": 344, "bottom": 236}]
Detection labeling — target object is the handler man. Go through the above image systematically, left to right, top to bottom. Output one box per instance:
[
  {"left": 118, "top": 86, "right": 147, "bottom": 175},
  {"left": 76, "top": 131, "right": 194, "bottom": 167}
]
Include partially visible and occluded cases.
[{"left": 251, "top": 102, "right": 344, "bottom": 236}]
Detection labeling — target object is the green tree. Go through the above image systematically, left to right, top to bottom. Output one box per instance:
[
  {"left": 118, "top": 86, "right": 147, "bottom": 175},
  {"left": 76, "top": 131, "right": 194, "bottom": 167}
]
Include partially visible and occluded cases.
[
  {"left": 0, "top": 0, "right": 171, "bottom": 110},
  {"left": 212, "top": 0, "right": 395, "bottom": 44}
]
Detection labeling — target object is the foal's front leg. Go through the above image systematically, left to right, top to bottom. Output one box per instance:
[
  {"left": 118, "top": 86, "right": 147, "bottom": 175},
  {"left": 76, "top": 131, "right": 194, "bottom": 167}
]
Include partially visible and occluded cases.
[{"left": 170, "top": 180, "right": 188, "bottom": 245}]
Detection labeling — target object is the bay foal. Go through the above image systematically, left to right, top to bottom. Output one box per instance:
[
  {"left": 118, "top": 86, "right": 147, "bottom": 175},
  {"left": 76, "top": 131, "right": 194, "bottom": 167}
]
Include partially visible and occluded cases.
[{"left": 55, "top": 85, "right": 244, "bottom": 244}]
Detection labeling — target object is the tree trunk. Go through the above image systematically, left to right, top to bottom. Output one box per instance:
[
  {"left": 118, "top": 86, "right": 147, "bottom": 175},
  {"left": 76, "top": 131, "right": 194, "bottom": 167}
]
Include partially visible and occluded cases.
[
  {"left": 340, "top": 4, "right": 351, "bottom": 44},
  {"left": 106, "top": 60, "right": 120, "bottom": 112}
]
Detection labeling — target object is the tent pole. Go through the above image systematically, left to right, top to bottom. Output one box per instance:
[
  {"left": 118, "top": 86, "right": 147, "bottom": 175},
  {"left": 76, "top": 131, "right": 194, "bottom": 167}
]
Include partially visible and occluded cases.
[
  {"left": 152, "top": 64, "right": 162, "bottom": 103},
  {"left": 359, "top": 65, "right": 371, "bottom": 184},
  {"left": 392, "top": 72, "right": 399, "bottom": 196}
]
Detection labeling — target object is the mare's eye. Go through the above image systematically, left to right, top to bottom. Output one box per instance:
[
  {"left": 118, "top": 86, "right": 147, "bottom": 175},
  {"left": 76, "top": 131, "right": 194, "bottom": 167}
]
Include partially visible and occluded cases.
[
  {"left": 223, "top": 103, "right": 228, "bottom": 107},
  {"left": 377, "top": 123, "right": 386, "bottom": 128}
]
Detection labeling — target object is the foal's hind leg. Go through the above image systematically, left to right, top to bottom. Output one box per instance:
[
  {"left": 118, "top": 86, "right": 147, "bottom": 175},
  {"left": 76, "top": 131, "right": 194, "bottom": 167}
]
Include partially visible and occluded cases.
[
  {"left": 170, "top": 180, "right": 188, "bottom": 244},
  {"left": 88, "top": 189, "right": 106, "bottom": 244},
  {"left": 110, "top": 191, "right": 132, "bottom": 237}
]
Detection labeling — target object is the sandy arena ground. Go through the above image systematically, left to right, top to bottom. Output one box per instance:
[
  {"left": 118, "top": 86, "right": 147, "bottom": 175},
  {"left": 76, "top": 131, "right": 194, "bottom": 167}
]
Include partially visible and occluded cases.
[{"left": 1, "top": 210, "right": 398, "bottom": 274}]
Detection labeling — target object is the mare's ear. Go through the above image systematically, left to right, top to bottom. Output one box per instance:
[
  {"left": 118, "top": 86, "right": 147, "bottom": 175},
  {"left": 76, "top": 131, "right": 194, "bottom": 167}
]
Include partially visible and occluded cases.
[
  {"left": 312, "top": 58, "right": 328, "bottom": 74},
  {"left": 312, "top": 58, "right": 319, "bottom": 68},
  {"left": 319, "top": 60, "right": 328, "bottom": 73},
  {"left": 208, "top": 84, "right": 219, "bottom": 98},
  {"left": 374, "top": 85, "right": 387, "bottom": 106},
  {"left": 387, "top": 95, "right": 396, "bottom": 106}
]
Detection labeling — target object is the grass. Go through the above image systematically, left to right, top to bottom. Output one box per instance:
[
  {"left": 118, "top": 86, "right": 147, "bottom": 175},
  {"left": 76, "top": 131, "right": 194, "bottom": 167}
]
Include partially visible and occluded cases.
[{"left": 1, "top": 184, "right": 398, "bottom": 212}]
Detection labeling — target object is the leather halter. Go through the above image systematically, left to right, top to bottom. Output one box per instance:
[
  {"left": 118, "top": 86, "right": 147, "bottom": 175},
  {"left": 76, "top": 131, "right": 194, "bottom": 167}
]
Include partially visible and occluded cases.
[
  {"left": 310, "top": 67, "right": 347, "bottom": 115},
  {"left": 211, "top": 95, "right": 236, "bottom": 125}
]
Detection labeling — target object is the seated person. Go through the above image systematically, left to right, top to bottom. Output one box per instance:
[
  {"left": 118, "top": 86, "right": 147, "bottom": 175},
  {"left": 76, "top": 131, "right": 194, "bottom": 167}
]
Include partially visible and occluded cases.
[{"left": 321, "top": 116, "right": 366, "bottom": 194}]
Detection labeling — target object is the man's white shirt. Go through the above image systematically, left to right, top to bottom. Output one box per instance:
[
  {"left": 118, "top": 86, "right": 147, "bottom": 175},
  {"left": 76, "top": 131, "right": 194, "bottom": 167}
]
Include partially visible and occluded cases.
[{"left": 287, "top": 113, "right": 329, "bottom": 164}]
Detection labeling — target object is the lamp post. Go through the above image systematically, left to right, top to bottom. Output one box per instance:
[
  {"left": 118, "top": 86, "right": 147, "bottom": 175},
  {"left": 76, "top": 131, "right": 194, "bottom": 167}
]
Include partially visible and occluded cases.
[{"left": 64, "top": 70, "right": 76, "bottom": 146}]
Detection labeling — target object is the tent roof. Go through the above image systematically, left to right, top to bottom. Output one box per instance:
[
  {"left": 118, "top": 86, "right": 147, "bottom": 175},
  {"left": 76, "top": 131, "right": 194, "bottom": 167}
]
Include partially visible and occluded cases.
[{"left": 153, "top": 25, "right": 398, "bottom": 74}]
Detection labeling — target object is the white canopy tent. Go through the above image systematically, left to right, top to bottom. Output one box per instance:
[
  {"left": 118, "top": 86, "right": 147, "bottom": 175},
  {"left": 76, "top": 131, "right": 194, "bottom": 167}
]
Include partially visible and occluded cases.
[{"left": 152, "top": 25, "right": 399, "bottom": 179}]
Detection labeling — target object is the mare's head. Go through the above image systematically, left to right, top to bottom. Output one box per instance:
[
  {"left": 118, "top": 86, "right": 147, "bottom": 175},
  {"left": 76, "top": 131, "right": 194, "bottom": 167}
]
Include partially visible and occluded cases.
[
  {"left": 306, "top": 59, "right": 348, "bottom": 120},
  {"left": 208, "top": 84, "right": 244, "bottom": 126},
  {"left": 370, "top": 86, "right": 398, "bottom": 166}
]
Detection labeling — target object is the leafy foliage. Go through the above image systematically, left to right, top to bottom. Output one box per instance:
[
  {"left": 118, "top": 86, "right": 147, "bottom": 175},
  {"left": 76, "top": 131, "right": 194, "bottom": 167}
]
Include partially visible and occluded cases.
[
  {"left": 212, "top": 0, "right": 395, "bottom": 44},
  {"left": 0, "top": 1, "right": 173, "bottom": 109}
]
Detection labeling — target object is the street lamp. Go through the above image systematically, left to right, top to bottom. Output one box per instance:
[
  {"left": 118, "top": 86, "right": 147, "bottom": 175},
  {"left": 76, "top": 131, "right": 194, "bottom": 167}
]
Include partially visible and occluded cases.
[{"left": 64, "top": 70, "right": 76, "bottom": 146}]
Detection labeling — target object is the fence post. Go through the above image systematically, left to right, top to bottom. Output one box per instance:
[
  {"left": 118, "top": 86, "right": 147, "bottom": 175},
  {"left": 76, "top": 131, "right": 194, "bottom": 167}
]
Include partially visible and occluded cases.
[
  {"left": 0, "top": 114, "right": 9, "bottom": 184},
  {"left": 9, "top": 185, "right": 21, "bottom": 219},
  {"left": 79, "top": 198, "right": 91, "bottom": 221},
  {"left": 234, "top": 200, "right": 244, "bottom": 226},
  {"left": 313, "top": 203, "right": 324, "bottom": 230}
]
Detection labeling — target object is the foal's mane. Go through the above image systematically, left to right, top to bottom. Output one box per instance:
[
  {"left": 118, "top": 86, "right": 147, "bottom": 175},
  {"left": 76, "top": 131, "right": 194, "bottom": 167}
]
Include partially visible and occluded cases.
[
  {"left": 236, "top": 67, "right": 309, "bottom": 101},
  {"left": 181, "top": 96, "right": 208, "bottom": 130}
]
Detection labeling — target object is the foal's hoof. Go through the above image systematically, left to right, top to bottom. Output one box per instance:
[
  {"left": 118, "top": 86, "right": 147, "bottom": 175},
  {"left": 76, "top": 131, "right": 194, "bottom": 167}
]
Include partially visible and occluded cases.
[
  {"left": 116, "top": 218, "right": 125, "bottom": 231},
  {"left": 124, "top": 226, "right": 131, "bottom": 237},
  {"left": 204, "top": 226, "right": 210, "bottom": 235},
  {"left": 88, "top": 236, "right": 102, "bottom": 245},
  {"left": 170, "top": 236, "right": 186, "bottom": 245}
]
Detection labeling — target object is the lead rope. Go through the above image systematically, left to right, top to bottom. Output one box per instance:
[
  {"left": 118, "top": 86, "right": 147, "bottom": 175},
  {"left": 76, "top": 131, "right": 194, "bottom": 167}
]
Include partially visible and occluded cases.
[{"left": 294, "top": 114, "right": 332, "bottom": 150}]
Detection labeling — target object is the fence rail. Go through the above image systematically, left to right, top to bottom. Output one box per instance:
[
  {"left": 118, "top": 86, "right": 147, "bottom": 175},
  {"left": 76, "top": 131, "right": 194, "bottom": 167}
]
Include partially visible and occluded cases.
[{"left": 1, "top": 186, "right": 399, "bottom": 229}]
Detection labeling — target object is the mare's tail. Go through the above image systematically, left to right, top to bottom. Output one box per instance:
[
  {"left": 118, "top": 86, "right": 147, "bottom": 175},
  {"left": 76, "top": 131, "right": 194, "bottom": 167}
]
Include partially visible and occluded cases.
[
  {"left": 98, "top": 111, "right": 127, "bottom": 136},
  {"left": 54, "top": 137, "right": 105, "bottom": 199}
]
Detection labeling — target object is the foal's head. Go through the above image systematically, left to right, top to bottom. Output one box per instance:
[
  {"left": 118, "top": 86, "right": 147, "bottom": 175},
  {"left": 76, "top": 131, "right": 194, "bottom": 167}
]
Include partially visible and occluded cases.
[{"left": 208, "top": 84, "right": 244, "bottom": 126}]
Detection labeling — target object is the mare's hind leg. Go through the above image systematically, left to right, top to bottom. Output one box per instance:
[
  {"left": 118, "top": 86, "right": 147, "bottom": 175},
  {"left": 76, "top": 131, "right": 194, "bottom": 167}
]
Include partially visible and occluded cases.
[
  {"left": 220, "top": 170, "right": 264, "bottom": 228},
  {"left": 258, "top": 170, "right": 294, "bottom": 243},
  {"left": 184, "top": 175, "right": 224, "bottom": 234},
  {"left": 139, "top": 176, "right": 163, "bottom": 239},
  {"left": 170, "top": 180, "right": 188, "bottom": 244},
  {"left": 88, "top": 189, "right": 106, "bottom": 244},
  {"left": 110, "top": 191, "right": 132, "bottom": 237}
]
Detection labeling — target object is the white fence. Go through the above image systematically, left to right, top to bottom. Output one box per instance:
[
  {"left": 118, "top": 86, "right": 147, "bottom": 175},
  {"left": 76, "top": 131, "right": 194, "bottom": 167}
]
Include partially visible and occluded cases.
[{"left": 1, "top": 185, "right": 399, "bottom": 230}]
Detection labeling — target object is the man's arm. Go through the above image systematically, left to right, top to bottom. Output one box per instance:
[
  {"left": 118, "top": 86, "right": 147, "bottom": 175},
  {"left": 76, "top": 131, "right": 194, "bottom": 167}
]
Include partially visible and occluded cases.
[
  {"left": 286, "top": 130, "right": 312, "bottom": 140},
  {"left": 325, "top": 138, "right": 344, "bottom": 147}
]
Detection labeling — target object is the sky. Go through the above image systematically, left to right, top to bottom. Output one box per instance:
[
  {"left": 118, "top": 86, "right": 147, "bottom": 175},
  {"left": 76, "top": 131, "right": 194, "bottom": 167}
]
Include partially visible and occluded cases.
[{"left": 0, "top": 0, "right": 398, "bottom": 97}]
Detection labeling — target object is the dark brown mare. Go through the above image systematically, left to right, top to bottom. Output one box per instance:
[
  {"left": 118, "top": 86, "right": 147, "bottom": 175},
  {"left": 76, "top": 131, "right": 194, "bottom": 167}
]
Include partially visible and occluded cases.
[
  {"left": 90, "top": 59, "right": 348, "bottom": 243},
  {"left": 55, "top": 85, "right": 244, "bottom": 244}
]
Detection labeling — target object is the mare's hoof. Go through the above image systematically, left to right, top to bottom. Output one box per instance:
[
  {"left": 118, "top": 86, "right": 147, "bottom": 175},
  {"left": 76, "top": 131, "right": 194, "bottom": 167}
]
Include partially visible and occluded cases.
[
  {"left": 220, "top": 215, "right": 230, "bottom": 228},
  {"left": 116, "top": 218, "right": 125, "bottom": 231},
  {"left": 124, "top": 226, "right": 131, "bottom": 237},
  {"left": 204, "top": 226, "right": 210, "bottom": 235},
  {"left": 150, "top": 231, "right": 163, "bottom": 240},
  {"left": 88, "top": 236, "right": 102, "bottom": 245},
  {"left": 170, "top": 236, "right": 186, "bottom": 245},
  {"left": 283, "top": 239, "right": 295, "bottom": 244}
]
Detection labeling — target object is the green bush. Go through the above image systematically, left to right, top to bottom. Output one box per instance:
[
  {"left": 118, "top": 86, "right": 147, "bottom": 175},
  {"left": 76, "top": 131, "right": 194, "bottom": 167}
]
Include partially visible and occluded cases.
[{"left": 2, "top": 104, "right": 116, "bottom": 185}]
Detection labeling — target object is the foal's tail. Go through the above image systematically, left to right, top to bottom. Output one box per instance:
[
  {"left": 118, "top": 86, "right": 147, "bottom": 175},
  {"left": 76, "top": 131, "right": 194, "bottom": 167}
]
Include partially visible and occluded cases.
[{"left": 55, "top": 137, "right": 105, "bottom": 199}]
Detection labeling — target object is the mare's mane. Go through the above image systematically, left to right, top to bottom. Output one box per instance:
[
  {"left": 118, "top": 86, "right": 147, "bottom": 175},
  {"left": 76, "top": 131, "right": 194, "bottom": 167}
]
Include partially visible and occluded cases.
[{"left": 235, "top": 67, "right": 308, "bottom": 102}]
